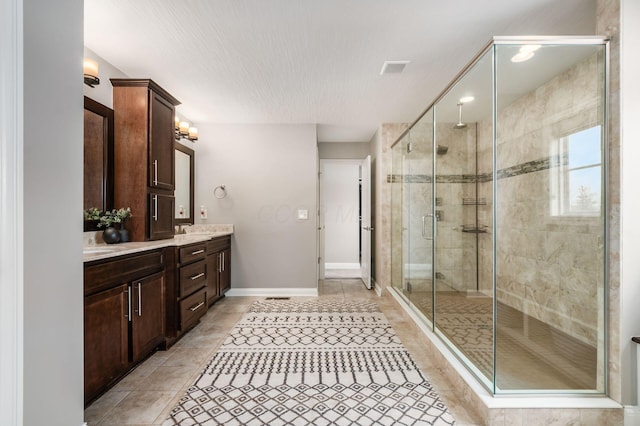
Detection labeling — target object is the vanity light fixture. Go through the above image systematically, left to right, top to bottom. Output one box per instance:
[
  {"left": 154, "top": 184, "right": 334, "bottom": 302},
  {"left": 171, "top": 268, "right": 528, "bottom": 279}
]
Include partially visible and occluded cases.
[
  {"left": 511, "top": 44, "right": 541, "bottom": 63},
  {"left": 83, "top": 58, "right": 100, "bottom": 87},
  {"left": 459, "top": 96, "right": 475, "bottom": 104},
  {"left": 175, "top": 116, "right": 198, "bottom": 142},
  {"left": 179, "top": 121, "right": 190, "bottom": 137},
  {"left": 188, "top": 127, "right": 198, "bottom": 141}
]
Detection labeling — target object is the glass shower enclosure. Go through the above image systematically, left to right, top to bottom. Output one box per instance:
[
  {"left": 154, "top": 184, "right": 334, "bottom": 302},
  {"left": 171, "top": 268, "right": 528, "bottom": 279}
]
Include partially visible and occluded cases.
[{"left": 390, "top": 37, "right": 608, "bottom": 394}]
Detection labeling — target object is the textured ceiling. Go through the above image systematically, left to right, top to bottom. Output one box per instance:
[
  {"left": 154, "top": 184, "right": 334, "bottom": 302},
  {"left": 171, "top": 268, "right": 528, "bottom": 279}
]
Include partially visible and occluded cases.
[{"left": 84, "top": 0, "right": 596, "bottom": 142}]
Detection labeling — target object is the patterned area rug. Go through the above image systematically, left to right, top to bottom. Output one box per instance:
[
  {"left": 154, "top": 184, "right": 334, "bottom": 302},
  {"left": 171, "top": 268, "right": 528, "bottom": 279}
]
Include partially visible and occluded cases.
[{"left": 164, "top": 300, "right": 455, "bottom": 425}]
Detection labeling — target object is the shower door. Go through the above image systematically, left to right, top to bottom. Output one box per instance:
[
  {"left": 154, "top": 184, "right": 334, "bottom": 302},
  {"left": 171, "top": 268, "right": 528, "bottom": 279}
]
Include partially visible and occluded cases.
[
  {"left": 406, "top": 112, "right": 435, "bottom": 321},
  {"left": 391, "top": 121, "right": 434, "bottom": 312}
]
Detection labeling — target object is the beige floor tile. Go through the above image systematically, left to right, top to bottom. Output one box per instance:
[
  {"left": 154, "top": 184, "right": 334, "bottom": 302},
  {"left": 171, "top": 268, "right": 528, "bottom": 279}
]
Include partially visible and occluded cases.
[
  {"left": 161, "top": 347, "right": 214, "bottom": 368},
  {"left": 112, "top": 361, "right": 160, "bottom": 392},
  {"left": 137, "top": 365, "right": 198, "bottom": 391},
  {"left": 84, "top": 390, "right": 130, "bottom": 425},
  {"left": 97, "top": 390, "right": 177, "bottom": 425}
]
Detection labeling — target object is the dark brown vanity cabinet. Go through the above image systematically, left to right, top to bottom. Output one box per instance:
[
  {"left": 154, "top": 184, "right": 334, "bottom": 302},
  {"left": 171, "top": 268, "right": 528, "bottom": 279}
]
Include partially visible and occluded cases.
[
  {"left": 111, "top": 79, "right": 180, "bottom": 241},
  {"left": 206, "top": 236, "right": 232, "bottom": 305},
  {"left": 165, "top": 242, "right": 209, "bottom": 348},
  {"left": 178, "top": 242, "right": 208, "bottom": 331},
  {"left": 84, "top": 250, "right": 165, "bottom": 405},
  {"left": 130, "top": 271, "right": 166, "bottom": 362},
  {"left": 84, "top": 284, "right": 128, "bottom": 406}
]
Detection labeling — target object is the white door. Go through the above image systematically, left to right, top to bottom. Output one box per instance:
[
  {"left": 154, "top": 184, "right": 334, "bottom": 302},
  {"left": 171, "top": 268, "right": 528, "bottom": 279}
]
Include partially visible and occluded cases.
[{"left": 360, "top": 155, "right": 372, "bottom": 289}]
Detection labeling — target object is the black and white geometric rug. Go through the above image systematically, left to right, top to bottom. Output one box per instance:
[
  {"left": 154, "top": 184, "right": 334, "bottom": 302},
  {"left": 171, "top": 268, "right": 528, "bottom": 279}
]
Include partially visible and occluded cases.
[{"left": 164, "top": 300, "right": 456, "bottom": 425}]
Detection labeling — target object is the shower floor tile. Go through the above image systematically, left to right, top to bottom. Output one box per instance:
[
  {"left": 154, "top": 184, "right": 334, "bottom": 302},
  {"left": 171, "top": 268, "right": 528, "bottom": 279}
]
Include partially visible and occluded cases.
[{"left": 410, "top": 291, "right": 597, "bottom": 391}]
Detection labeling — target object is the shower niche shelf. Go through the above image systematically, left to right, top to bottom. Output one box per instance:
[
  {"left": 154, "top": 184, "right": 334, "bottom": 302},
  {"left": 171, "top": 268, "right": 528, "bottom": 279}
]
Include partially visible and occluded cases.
[
  {"left": 462, "top": 197, "right": 487, "bottom": 205},
  {"left": 462, "top": 224, "right": 488, "bottom": 234}
]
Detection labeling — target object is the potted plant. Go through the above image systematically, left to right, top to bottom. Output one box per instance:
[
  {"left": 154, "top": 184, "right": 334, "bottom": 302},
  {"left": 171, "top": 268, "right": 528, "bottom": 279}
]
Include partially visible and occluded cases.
[{"left": 98, "top": 207, "right": 132, "bottom": 243}]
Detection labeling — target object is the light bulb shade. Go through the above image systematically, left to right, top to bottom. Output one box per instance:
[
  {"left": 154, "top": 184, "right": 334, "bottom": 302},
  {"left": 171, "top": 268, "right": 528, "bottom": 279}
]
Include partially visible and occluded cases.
[
  {"left": 83, "top": 58, "right": 100, "bottom": 87},
  {"left": 174, "top": 116, "right": 180, "bottom": 130},
  {"left": 179, "top": 121, "right": 189, "bottom": 136},
  {"left": 188, "top": 127, "right": 198, "bottom": 141}
]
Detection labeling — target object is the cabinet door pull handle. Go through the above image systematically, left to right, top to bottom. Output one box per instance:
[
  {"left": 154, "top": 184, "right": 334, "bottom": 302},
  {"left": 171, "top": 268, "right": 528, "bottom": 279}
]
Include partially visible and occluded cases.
[
  {"left": 153, "top": 160, "right": 158, "bottom": 186},
  {"left": 153, "top": 195, "right": 158, "bottom": 221},
  {"left": 191, "top": 249, "right": 205, "bottom": 255},
  {"left": 222, "top": 252, "right": 225, "bottom": 272},
  {"left": 218, "top": 253, "right": 222, "bottom": 273},
  {"left": 190, "top": 272, "right": 205, "bottom": 280},
  {"left": 137, "top": 282, "right": 142, "bottom": 317},
  {"left": 126, "top": 287, "right": 132, "bottom": 322},
  {"left": 189, "top": 301, "right": 205, "bottom": 312}
]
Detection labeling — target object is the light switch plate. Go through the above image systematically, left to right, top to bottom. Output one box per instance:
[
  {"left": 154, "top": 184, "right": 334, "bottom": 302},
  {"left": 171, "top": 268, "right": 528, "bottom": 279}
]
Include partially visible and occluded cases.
[{"left": 297, "top": 209, "right": 309, "bottom": 220}]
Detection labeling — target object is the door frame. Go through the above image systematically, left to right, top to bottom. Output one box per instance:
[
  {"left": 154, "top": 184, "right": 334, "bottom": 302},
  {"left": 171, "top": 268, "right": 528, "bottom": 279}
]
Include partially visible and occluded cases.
[{"left": 1, "top": 0, "right": 23, "bottom": 423}]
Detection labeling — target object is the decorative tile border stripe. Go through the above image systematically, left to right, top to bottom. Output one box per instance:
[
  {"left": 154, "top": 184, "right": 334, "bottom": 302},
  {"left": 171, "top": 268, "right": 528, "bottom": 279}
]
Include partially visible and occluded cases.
[{"left": 387, "top": 153, "right": 568, "bottom": 184}]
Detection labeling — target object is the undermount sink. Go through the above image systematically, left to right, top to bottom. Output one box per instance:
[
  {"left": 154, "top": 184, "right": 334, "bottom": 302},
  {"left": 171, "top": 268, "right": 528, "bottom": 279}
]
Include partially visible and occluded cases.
[{"left": 83, "top": 247, "right": 116, "bottom": 254}]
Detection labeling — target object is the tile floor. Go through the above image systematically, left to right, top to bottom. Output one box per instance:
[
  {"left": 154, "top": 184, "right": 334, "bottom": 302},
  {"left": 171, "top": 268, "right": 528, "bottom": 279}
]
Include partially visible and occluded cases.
[{"left": 84, "top": 279, "right": 483, "bottom": 425}]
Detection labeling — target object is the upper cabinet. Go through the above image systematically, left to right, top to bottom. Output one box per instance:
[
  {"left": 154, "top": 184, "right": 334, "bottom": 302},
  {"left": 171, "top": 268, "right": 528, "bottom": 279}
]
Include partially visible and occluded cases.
[{"left": 111, "top": 79, "right": 180, "bottom": 241}]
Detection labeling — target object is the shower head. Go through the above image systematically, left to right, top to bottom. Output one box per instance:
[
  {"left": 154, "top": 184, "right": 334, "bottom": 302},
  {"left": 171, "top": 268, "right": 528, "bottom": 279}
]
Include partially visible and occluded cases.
[
  {"left": 454, "top": 102, "right": 467, "bottom": 129},
  {"left": 437, "top": 145, "right": 449, "bottom": 155}
]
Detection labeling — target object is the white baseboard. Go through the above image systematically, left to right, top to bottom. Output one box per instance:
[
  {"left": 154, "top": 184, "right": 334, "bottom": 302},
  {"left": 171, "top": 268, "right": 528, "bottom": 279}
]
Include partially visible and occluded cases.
[
  {"left": 325, "top": 263, "right": 360, "bottom": 270},
  {"left": 372, "top": 278, "right": 383, "bottom": 296},
  {"left": 225, "top": 287, "right": 319, "bottom": 297}
]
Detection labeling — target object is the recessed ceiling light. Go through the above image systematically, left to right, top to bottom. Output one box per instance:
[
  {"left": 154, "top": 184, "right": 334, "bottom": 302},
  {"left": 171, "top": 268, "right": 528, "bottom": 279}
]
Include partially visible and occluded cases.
[
  {"left": 380, "top": 60, "right": 411, "bottom": 75},
  {"left": 459, "top": 96, "right": 475, "bottom": 103}
]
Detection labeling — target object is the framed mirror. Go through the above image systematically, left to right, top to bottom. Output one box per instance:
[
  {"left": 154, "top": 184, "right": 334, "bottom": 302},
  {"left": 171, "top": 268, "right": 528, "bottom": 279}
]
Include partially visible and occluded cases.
[
  {"left": 84, "top": 97, "right": 114, "bottom": 231},
  {"left": 175, "top": 142, "right": 194, "bottom": 224}
]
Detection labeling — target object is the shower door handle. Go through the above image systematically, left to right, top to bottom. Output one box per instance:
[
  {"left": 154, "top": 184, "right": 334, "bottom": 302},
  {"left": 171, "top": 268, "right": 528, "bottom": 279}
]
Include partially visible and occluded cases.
[{"left": 422, "top": 214, "right": 433, "bottom": 240}]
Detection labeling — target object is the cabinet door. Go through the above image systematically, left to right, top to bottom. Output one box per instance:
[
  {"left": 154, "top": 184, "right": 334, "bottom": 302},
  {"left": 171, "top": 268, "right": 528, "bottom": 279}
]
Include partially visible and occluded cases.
[
  {"left": 149, "top": 91, "right": 175, "bottom": 191},
  {"left": 149, "top": 192, "right": 174, "bottom": 240},
  {"left": 220, "top": 248, "right": 231, "bottom": 294},
  {"left": 206, "top": 253, "right": 219, "bottom": 305},
  {"left": 131, "top": 271, "right": 165, "bottom": 362},
  {"left": 84, "top": 284, "right": 129, "bottom": 404}
]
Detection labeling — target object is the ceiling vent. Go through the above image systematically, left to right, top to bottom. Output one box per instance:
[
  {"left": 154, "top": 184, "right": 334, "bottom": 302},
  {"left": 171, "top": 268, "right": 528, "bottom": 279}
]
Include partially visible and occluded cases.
[{"left": 380, "top": 60, "right": 410, "bottom": 75}]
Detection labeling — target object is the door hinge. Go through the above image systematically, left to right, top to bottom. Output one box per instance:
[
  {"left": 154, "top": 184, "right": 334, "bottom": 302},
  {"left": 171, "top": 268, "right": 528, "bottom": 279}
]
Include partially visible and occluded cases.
[
  {"left": 407, "top": 142, "right": 413, "bottom": 153},
  {"left": 318, "top": 257, "right": 321, "bottom": 264},
  {"left": 405, "top": 281, "right": 412, "bottom": 293}
]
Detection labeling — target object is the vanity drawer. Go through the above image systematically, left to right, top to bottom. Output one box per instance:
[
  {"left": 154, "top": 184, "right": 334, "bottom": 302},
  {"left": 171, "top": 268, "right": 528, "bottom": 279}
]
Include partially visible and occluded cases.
[
  {"left": 179, "top": 242, "right": 207, "bottom": 265},
  {"left": 179, "top": 259, "right": 207, "bottom": 297},
  {"left": 180, "top": 287, "right": 207, "bottom": 331}
]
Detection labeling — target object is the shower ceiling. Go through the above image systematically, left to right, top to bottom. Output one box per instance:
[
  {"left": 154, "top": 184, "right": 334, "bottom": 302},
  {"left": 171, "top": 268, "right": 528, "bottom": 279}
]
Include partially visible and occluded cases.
[{"left": 84, "top": 0, "right": 597, "bottom": 142}]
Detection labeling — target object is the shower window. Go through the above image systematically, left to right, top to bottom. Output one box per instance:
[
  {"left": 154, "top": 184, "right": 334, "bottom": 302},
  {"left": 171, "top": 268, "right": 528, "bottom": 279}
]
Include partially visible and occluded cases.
[{"left": 551, "top": 125, "right": 602, "bottom": 217}]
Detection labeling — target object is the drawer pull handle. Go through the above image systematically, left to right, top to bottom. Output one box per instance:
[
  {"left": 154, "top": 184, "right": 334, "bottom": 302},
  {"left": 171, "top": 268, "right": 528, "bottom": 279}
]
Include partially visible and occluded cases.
[
  {"left": 153, "top": 160, "right": 158, "bottom": 186},
  {"left": 152, "top": 195, "right": 158, "bottom": 221},
  {"left": 191, "top": 249, "right": 205, "bottom": 255},
  {"left": 190, "top": 272, "right": 205, "bottom": 280},
  {"left": 189, "top": 301, "right": 205, "bottom": 312}
]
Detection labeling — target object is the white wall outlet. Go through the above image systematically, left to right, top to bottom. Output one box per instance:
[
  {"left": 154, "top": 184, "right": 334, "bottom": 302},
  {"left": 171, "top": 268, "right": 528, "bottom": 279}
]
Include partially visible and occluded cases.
[
  {"left": 200, "top": 205, "right": 207, "bottom": 219},
  {"left": 297, "top": 209, "right": 308, "bottom": 220}
]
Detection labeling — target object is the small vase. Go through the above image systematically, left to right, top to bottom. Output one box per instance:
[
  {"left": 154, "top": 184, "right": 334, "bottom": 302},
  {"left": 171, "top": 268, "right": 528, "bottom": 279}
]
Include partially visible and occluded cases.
[
  {"left": 102, "top": 227, "right": 121, "bottom": 244},
  {"left": 119, "top": 228, "right": 129, "bottom": 243}
]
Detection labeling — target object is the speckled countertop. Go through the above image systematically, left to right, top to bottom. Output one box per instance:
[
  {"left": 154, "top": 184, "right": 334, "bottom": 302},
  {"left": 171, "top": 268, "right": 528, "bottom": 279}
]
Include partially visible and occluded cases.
[{"left": 83, "top": 224, "right": 233, "bottom": 262}]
